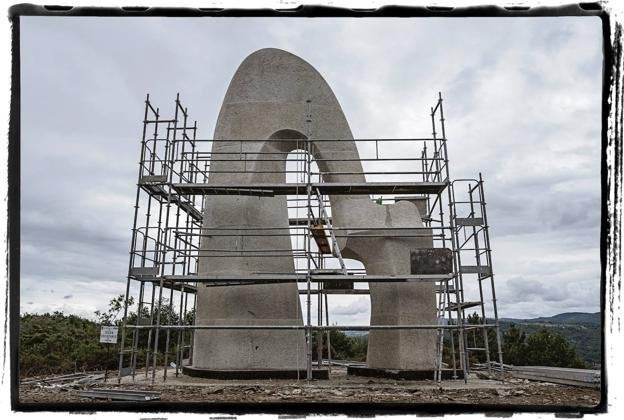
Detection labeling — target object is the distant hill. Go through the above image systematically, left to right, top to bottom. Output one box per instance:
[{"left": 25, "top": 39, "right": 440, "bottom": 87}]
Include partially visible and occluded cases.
[
  {"left": 497, "top": 311, "right": 601, "bottom": 367},
  {"left": 345, "top": 312, "right": 602, "bottom": 367},
  {"left": 501, "top": 312, "right": 601, "bottom": 326}
]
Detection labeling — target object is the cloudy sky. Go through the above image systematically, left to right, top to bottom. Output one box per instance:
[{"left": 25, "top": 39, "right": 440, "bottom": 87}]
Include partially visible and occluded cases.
[{"left": 20, "top": 16, "right": 603, "bottom": 323}]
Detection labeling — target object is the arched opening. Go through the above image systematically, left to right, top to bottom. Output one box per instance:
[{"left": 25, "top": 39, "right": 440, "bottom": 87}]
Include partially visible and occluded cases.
[{"left": 280, "top": 138, "right": 370, "bottom": 364}]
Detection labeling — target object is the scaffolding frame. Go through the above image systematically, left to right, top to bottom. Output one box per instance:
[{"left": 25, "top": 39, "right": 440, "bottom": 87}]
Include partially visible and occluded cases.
[{"left": 117, "top": 92, "right": 504, "bottom": 383}]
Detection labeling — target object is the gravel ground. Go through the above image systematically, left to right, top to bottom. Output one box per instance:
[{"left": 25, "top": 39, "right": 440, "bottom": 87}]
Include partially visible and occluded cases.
[{"left": 18, "top": 367, "right": 601, "bottom": 407}]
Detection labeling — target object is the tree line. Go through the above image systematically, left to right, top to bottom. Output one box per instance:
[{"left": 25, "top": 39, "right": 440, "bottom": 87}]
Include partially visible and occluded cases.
[
  {"left": 19, "top": 296, "right": 587, "bottom": 377},
  {"left": 459, "top": 312, "right": 586, "bottom": 368}
]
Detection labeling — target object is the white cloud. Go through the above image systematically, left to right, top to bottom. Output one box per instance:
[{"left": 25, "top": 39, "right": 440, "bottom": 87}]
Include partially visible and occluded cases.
[{"left": 20, "top": 16, "right": 602, "bottom": 322}]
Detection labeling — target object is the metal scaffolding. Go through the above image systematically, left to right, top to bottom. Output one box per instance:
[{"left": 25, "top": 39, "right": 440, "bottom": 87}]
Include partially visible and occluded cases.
[{"left": 117, "top": 92, "right": 504, "bottom": 383}]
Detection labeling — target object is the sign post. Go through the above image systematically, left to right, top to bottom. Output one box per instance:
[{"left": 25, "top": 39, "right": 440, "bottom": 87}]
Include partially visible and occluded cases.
[{"left": 99, "top": 326, "right": 118, "bottom": 382}]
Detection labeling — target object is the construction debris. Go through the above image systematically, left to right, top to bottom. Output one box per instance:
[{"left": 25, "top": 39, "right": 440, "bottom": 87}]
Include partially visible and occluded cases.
[
  {"left": 510, "top": 366, "right": 601, "bottom": 388},
  {"left": 18, "top": 367, "right": 601, "bottom": 406},
  {"left": 21, "top": 372, "right": 105, "bottom": 388},
  {"left": 78, "top": 388, "right": 160, "bottom": 401}
]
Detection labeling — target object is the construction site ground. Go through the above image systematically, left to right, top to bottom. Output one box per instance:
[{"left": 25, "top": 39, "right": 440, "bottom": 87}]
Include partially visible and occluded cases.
[{"left": 19, "top": 366, "right": 601, "bottom": 408}]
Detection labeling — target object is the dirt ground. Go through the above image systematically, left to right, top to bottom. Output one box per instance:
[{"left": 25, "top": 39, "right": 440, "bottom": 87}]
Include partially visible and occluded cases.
[{"left": 19, "top": 367, "right": 601, "bottom": 407}]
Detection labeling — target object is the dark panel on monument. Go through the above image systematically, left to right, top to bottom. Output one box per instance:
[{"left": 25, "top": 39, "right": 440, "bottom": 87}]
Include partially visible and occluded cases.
[{"left": 410, "top": 248, "right": 453, "bottom": 274}]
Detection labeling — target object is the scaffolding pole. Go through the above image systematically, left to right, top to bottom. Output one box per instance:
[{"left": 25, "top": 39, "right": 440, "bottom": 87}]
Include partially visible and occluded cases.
[{"left": 117, "top": 92, "right": 503, "bottom": 384}]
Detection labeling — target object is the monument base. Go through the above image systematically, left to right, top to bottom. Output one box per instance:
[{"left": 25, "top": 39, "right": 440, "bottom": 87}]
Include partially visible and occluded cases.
[
  {"left": 347, "top": 365, "right": 464, "bottom": 380},
  {"left": 182, "top": 366, "right": 329, "bottom": 380}
]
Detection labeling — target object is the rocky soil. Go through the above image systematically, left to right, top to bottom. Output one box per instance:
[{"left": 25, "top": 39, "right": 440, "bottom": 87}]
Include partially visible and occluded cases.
[{"left": 18, "top": 368, "right": 601, "bottom": 408}]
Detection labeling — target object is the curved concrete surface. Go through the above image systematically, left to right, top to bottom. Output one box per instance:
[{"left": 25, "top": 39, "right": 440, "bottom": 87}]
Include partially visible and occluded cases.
[{"left": 192, "top": 48, "right": 436, "bottom": 371}]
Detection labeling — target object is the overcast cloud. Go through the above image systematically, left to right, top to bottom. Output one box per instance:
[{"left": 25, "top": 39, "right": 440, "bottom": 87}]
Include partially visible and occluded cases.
[{"left": 20, "top": 16, "right": 602, "bottom": 322}]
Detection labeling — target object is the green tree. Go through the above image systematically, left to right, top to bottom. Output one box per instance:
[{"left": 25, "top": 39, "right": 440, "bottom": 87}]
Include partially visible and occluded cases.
[
  {"left": 19, "top": 294, "right": 194, "bottom": 377},
  {"left": 95, "top": 294, "right": 134, "bottom": 326},
  {"left": 20, "top": 312, "right": 114, "bottom": 376},
  {"left": 464, "top": 312, "right": 501, "bottom": 365},
  {"left": 501, "top": 324, "right": 586, "bottom": 368},
  {"left": 502, "top": 324, "right": 528, "bottom": 366},
  {"left": 525, "top": 328, "right": 586, "bottom": 368},
  {"left": 311, "top": 330, "right": 367, "bottom": 362}
]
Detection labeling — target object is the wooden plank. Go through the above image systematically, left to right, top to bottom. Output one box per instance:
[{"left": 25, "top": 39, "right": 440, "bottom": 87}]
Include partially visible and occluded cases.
[
  {"left": 139, "top": 175, "right": 167, "bottom": 184},
  {"left": 172, "top": 181, "right": 448, "bottom": 196},
  {"left": 455, "top": 217, "right": 484, "bottom": 226},
  {"left": 310, "top": 223, "right": 331, "bottom": 254},
  {"left": 460, "top": 265, "right": 491, "bottom": 275},
  {"left": 130, "top": 266, "right": 159, "bottom": 278},
  {"left": 321, "top": 279, "right": 354, "bottom": 290},
  {"left": 444, "top": 301, "right": 482, "bottom": 311}
]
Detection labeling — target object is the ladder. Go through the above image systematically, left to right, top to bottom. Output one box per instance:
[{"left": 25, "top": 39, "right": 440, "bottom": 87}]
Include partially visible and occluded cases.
[
  {"left": 449, "top": 176, "right": 503, "bottom": 374},
  {"left": 315, "top": 188, "right": 347, "bottom": 274}
]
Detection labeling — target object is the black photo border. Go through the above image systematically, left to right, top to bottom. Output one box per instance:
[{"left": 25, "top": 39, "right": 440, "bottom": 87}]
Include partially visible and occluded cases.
[{"left": 7, "top": 2, "right": 615, "bottom": 416}]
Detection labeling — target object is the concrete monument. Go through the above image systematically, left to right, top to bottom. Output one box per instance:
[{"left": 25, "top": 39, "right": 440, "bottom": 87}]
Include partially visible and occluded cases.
[{"left": 188, "top": 48, "right": 436, "bottom": 375}]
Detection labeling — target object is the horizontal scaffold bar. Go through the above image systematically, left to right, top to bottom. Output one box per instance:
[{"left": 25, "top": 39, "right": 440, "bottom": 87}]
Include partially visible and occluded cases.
[
  {"left": 163, "top": 137, "right": 448, "bottom": 143},
  {"left": 172, "top": 181, "right": 449, "bottom": 196},
  {"left": 140, "top": 182, "right": 203, "bottom": 222},
  {"left": 171, "top": 225, "right": 448, "bottom": 232},
  {"left": 162, "top": 273, "right": 454, "bottom": 283},
  {"left": 140, "top": 279, "right": 197, "bottom": 293},
  {"left": 133, "top": 285, "right": 457, "bottom": 295},
  {"left": 297, "top": 286, "right": 457, "bottom": 295},
  {"left": 298, "top": 289, "right": 370, "bottom": 295},
  {"left": 443, "top": 301, "right": 483, "bottom": 311},
  {"left": 126, "top": 323, "right": 499, "bottom": 331}
]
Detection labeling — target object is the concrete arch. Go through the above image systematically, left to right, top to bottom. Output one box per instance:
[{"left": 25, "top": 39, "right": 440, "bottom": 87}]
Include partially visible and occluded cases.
[{"left": 192, "top": 48, "right": 436, "bottom": 371}]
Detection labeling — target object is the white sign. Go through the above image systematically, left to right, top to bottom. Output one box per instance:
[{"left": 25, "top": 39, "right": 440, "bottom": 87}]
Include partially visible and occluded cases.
[{"left": 99, "top": 326, "right": 118, "bottom": 344}]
